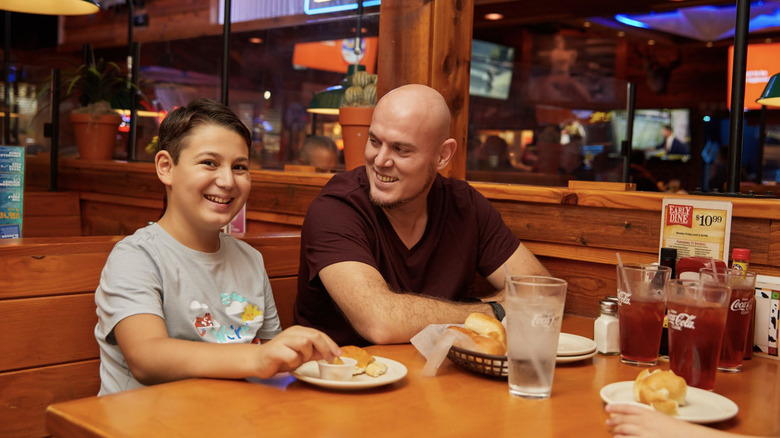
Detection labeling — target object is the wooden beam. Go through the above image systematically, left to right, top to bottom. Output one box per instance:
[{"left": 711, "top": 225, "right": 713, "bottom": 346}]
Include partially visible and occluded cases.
[{"left": 377, "top": 0, "right": 473, "bottom": 179}]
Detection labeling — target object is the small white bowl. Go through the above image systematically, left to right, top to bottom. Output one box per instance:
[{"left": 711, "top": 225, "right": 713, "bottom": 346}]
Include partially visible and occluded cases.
[{"left": 317, "top": 357, "right": 358, "bottom": 381}]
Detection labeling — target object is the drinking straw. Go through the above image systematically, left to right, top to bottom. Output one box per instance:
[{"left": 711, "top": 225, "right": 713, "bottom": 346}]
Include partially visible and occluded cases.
[
  {"left": 616, "top": 252, "right": 633, "bottom": 296},
  {"left": 710, "top": 257, "right": 720, "bottom": 278},
  {"left": 504, "top": 265, "right": 515, "bottom": 294}
]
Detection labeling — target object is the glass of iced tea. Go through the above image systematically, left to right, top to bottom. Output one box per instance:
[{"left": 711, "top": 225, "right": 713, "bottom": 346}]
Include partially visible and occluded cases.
[
  {"left": 616, "top": 264, "right": 671, "bottom": 366},
  {"left": 699, "top": 268, "right": 757, "bottom": 372},
  {"left": 667, "top": 279, "right": 730, "bottom": 390}
]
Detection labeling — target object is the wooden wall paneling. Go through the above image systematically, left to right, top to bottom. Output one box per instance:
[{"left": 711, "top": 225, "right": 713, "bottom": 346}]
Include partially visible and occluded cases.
[
  {"left": 62, "top": 0, "right": 216, "bottom": 49},
  {"left": 60, "top": 166, "right": 166, "bottom": 200},
  {"left": 246, "top": 181, "right": 325, "bottom": 217},
  {"left": 23, "top": 192, "right": 82, "bottom": 237},
  {"left": 80, "top": 199, "right": 162, "bottom": 236},
  {"left": 495, "top": 202, "right": 663, "bottom": 254},
  {"left": 729, "top": 217, "right": 771, "bottom": 265},
  {"left": 770, "top": 220, "right": 780, "bottom": 267},
  {"left": 240, "top": 233, "right": 301, "bottom": 277},
  {"left": 1, "top": 253, "right": 106, "bottom": 299},
  {"left": 542, "top": 257, "right": 617, "bottom": 318},
  {"left": 269, "top": 277, "right": 298, "bottom": 330},
  {"left": 0, "top": 295, "right": 98, "bottom": 372},
  {"left": 1, "top": 361, "right": 100, "bottom": 438}
]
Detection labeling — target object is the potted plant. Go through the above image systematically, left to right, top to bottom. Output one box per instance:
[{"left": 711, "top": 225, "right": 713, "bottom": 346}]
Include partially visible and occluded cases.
[
  {"left": 39, "top": 52, "right": 140, "bottom": 160},
  {"left": 65, "top": 57, "right": 139, "bottom": 160},
  {"left": 339, "top": 67, "right": 377, "bottom": 171}
]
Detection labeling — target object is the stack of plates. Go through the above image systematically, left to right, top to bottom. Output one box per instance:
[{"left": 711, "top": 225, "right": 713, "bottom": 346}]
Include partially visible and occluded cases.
[{"left": 556, "top": 333, "right": 598, "bottom": 363}]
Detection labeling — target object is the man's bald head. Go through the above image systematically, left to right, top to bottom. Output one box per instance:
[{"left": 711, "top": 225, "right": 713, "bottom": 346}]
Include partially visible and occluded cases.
[{"left": 374, "top": 84, "right": 452, "bottom": 144}]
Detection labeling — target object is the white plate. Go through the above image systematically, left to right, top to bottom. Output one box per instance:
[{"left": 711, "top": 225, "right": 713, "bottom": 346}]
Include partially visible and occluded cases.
[
  {"left": 558, "top": 333, "right": 597, "bottom": 356},
  {"left": 556, "top": 349, "right": 597, "bottom": 363},
  {"left": 292, "top": 356, "right": 407, "bottom": 390},
  {"left": 599, "top": 381, "right": 739, "bottom": 423}
]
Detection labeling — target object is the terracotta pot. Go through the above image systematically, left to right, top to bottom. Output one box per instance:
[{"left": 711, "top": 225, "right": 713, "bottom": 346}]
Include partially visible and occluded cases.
[
  {"left": 338, "top": 106, "right": 373, "bottom": 171},
  {"left": 70, "top": 112, "right": 122, "bottom": 160}
]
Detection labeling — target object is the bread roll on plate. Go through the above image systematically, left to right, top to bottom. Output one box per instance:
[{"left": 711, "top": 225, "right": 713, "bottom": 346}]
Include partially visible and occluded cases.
[
  {"left": 339, "top": 345, "right": 375, "bottom": 375},
  {"left": 633, "top": 369, "right": 687, "bottom": 415}
]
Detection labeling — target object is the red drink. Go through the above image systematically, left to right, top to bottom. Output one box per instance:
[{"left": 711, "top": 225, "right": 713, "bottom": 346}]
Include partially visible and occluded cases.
[
  {"left": 719, "top": 287, "right": 755, "bottom": 371},
  {"left": 618, "top": 299, "right": 665, "bottom": 365},
  {"left": 667, "top": 301, "right": 728, "bottom": 390}
]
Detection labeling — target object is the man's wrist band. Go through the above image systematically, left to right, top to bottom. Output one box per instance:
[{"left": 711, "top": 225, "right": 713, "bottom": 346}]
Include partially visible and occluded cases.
[{"left": 485, "top": 301, "right": 505, "bottom": 321}]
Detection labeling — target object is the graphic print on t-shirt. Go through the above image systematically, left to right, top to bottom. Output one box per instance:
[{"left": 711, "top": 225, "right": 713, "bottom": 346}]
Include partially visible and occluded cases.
[{"left": 190, "top": 292, "right": 264, "bottom": 343}]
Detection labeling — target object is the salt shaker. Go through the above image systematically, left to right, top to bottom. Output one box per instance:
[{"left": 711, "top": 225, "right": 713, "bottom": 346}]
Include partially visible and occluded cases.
[{"left": 594, "top": 298, "right": 619, "bottom": 355}]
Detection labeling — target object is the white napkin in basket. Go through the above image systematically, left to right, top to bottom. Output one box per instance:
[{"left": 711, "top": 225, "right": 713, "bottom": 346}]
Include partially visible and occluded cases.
[{"left": 410, "top": 324, "right": 480, "bottom": 376}]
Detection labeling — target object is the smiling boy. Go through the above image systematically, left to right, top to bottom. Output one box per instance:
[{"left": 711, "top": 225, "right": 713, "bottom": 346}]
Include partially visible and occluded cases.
[
  {"left": 294, "top": 85, "right": 548, "bottom": 346},
  {"left": 95, "top": 99, "right": 339, "bottom": 395}
]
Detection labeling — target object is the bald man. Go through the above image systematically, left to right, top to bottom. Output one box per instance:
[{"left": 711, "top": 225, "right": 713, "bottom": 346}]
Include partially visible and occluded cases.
[{"left": 294, "top": 84, "right": 548, "bottom": 346}]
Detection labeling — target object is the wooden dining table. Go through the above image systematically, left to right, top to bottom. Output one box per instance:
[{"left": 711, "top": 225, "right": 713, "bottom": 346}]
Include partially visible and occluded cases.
[{"left": 46, "top": 316, "right": 780, "bottom": 437}]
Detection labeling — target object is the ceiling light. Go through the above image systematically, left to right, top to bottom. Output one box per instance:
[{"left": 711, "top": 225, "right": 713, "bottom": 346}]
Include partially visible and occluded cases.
[
  {"left": 0, "top": 0, "right": 99, "bottom": 15},
  {"left": 484, "top": 13, "right": 503, "bottom": 21},
  {"left": 249, "top": 37, "right": 263, "bottom": 44},
  {"left": 757, "top": 73, "right": 780, "bottom": 107}
]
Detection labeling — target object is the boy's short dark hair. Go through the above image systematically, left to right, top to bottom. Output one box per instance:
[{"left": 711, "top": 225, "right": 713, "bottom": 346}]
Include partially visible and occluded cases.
[{"left": 157, "top": 98, "right": 252, "bottom": 163}]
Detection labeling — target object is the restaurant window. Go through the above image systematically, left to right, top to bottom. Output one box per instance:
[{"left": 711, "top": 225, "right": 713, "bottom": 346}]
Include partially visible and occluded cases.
[{"left": 12, "top": 4, "right": 379, "bottom": 181}]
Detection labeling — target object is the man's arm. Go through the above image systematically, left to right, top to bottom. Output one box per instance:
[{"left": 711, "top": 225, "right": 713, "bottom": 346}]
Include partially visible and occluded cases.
[
  {"left": 483, "top": 243, "right": 551, "bottom": 302},
  {"left": 318, "top": 262, "right": 496, "bottom": 344}
]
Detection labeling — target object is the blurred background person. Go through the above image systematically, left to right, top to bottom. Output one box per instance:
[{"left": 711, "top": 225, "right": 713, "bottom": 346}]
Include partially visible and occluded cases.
[
  {"left": 655, "top": 124, "right": 689, "bottom": 155},
  {"left": 535, "top": 125, "right": 562, "bottom": 174},
  {"left": 300, "top": 135, "right": 340, "bottom": 172},
  {"left": 476, "top": 135, "right": 513, "bottom": 170},
  {"left": 558, "top": 135, "right": 594, "bottom": 180},
  {"left": 629, "top": 150, "right": 661, "bottom": 191}
]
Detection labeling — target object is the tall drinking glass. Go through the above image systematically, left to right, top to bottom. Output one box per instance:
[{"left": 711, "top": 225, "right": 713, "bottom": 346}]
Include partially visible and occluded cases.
[
  {"left": 616, "top": 264, "right": 671, "bottom": 366},
  {"left": 699, "top": 268, "right": 757, "bottom": 372},
  {"left": 506, "top": 276, "right": 567, "bottom": 399},
  {"left": 667, "top": 279, "right": 730, "bottom": 390}
]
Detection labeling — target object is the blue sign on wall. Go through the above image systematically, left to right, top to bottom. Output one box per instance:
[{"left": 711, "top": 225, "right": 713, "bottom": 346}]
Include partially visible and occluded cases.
[
  {"left": 304, "top": 0, "right": 380, "bottom": 15},
  {"left": 0, "top": 145, "right": 24, "bottom": 239}
]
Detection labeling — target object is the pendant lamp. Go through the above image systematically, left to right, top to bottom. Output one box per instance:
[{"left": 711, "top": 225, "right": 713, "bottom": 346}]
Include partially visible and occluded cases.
[
  {"left": 0, "top": 0, "right": 99, "bottom": 15},
  {"left": 756, "top": 73, "right": 780, "bottom": 107}
]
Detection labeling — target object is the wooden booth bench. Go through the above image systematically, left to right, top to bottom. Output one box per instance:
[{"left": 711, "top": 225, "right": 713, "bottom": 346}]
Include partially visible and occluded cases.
[{"left": 0, "top": 232, "right": 301, "bottom": 438}]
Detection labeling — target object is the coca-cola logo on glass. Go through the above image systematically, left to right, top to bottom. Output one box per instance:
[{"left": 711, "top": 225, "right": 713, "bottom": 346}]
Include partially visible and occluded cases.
[
  {"left": 617, "top": 291, "right": 631, "bottom": 305},
  {"left": 730, "top": 299, "right": 753, "bottom": 313},
  {"left": 668, "top": 310, "right": 697, "bottom": 330},
  {"left": 532, "top": 313, "right": 560, "bottom": 328}
]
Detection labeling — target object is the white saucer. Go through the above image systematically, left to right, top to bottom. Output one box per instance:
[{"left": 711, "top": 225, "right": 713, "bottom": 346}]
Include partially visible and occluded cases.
[
  {"left": 558, "top": 333, "right": 597, "bottom": 356},
  {"left": 556, "top": 349, "right": 597, "bottom": 363},
  {"left": 292, "top": 356, "right": 407, "bottom": 390},
  {"left": 600, "top": 381, "right": 739, "bottom": 423}
]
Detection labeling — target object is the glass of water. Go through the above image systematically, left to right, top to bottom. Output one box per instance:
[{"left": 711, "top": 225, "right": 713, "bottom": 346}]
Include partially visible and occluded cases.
[{"left": 506, "top": 275, "right": 567, "bottom": 399}]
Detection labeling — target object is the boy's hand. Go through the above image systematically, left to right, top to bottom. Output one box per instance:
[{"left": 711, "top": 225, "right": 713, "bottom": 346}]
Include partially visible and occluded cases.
[{"left": 254, "top": 326, "right": 340, "bottom": 377}]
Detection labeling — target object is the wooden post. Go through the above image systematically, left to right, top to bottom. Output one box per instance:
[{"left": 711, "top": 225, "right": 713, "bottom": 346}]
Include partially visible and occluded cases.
[{"left": 377, "top": 0, "right": 474, "bottom": 179}]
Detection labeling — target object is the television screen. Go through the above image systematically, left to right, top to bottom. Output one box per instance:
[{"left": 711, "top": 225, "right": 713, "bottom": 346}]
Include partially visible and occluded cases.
[
  {"left": 292, "top": 37, "right": 378, "bottom": 74},
  {"left": 470, "top": 39, "right": 515, "bottom": 100},
  {"left": 728, "top": 42, "right": 780, "bottom": 110},
  {"left": 609, "top": 109, "right": 691, "bottom": 159}
]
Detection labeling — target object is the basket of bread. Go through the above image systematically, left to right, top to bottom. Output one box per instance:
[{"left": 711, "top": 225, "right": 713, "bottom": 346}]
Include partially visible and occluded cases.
[{"left": 446, "top": 313, "right": 509, "bottom": 378}]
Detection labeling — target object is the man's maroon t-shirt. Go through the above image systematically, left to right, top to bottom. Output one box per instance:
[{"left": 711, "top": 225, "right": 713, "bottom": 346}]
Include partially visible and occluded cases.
[{"left": 293, "top": 167, "right": 520, "bottom": 346}]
